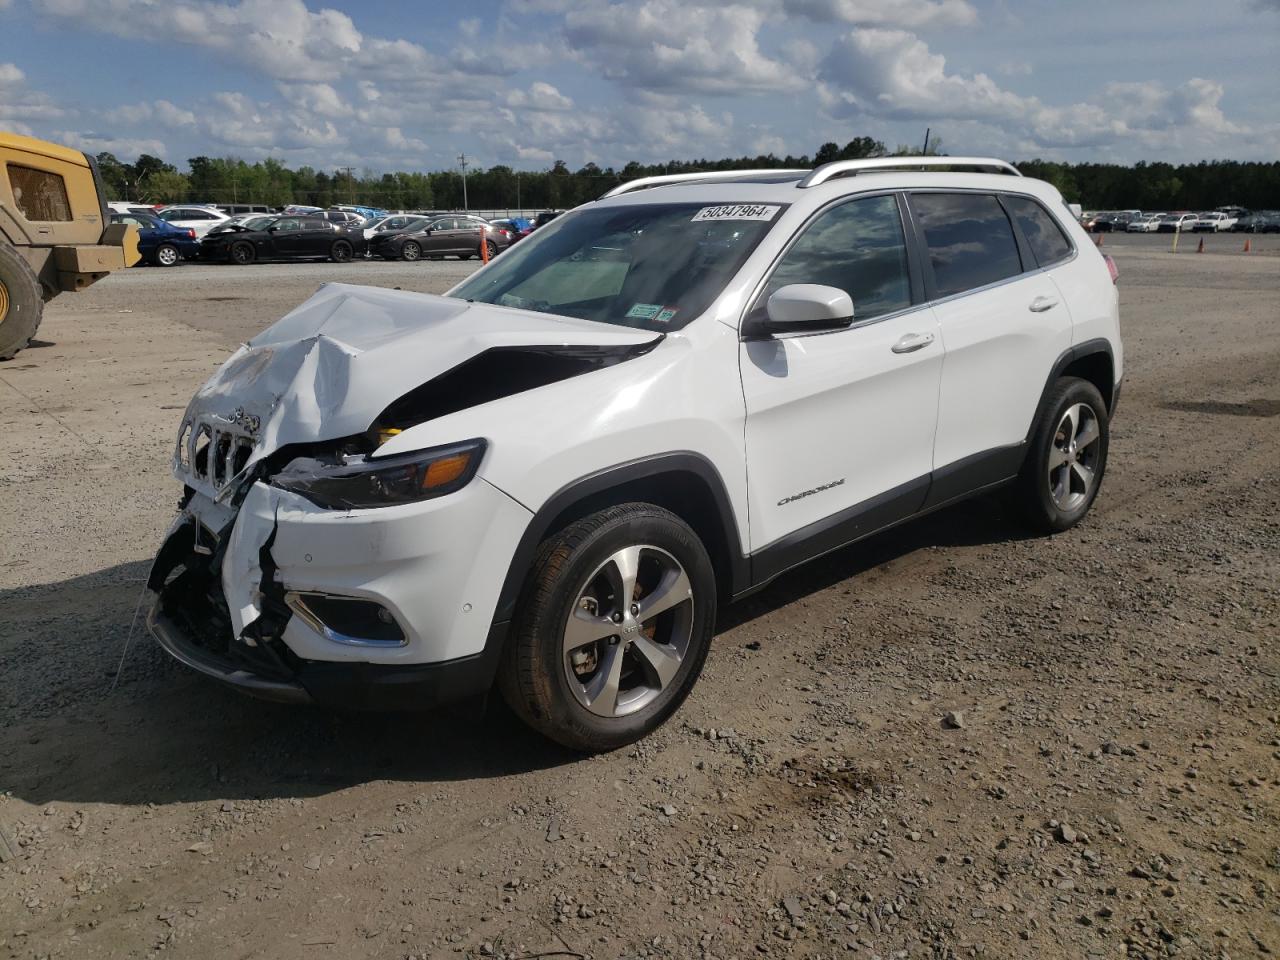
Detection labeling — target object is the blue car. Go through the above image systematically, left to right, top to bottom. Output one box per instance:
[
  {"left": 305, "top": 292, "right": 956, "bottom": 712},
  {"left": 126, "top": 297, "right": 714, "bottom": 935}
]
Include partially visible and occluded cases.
[{"left": 109, "top": 211, "right": 201, "bottom": 266}]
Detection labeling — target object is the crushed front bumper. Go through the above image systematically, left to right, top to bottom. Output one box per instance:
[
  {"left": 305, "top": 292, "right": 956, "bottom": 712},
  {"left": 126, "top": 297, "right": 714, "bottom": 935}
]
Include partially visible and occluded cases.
[{"left": 146, "top": 475, "right": 530, "bottom": 710}]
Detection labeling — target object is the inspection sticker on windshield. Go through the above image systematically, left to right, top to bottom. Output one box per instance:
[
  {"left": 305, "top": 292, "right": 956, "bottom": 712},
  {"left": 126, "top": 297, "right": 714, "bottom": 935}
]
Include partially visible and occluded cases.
[
  {"left": 691, "top": 204, "right": 780, "bottom": 223},
  {"left": 626, "top": 303, "right": 663, "bottom": 320}
]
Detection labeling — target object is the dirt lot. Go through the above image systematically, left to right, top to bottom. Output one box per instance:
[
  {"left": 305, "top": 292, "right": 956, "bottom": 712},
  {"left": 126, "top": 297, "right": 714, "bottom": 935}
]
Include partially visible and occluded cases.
[{"left": 1, "top": 236, "right": 1277, "bottom": 960}]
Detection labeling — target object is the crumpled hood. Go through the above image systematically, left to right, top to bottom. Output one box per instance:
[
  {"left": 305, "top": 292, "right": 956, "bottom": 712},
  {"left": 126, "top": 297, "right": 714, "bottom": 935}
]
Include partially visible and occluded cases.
[{"left": 180, "top": 282, "right": 658, "bottom": 469}]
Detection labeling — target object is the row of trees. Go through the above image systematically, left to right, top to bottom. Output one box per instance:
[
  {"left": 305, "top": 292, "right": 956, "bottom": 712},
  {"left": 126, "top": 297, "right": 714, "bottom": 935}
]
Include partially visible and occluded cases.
[{"left": 95, "top": 141, "right": 1280, "bottom": 213}]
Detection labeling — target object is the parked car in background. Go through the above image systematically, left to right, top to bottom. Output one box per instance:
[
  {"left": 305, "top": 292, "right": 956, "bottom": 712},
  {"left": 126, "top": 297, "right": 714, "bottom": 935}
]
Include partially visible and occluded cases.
[
  {"left": 107, "top": 200, "right": 159, "bottom": 216},
  {"left": 216, "top": 203, "right": 274, "bottom": 217},
  {"left": 157, "top": 204, "right": 231, "bottom": 238},
  {"left": 283, "top": 204, "right": 324, "bottom": 215},
  {"left": 333, "top": 204, "right": 389, "bottom": 220},
  {"left": 321, "top": 209, "right": 366, "bottom": 227},
  {"left": 533, "top": 210, "right": 563, "bottom": 230},
  {"left": 1235, "top": 210, "right": 1279, "bottom": 232},
  {"left": 109, "top": 211, "right": 198, "bottom": 266},
  {"left": 1192, "top": 211, "right": 1234, "bottom": 232},
  {"left": 1157, "top": 213, "right": 1198, "bottom": 233},
  {"left": 209, "top": 214, "right": 278, "bottom": 234},
  {"left": 362, "top": 214, "right": 429, "bottom": 241},
  {"left": 370, "top": 214, "right": 511, "bottom": 261},
  {"left": 1126, "top": 214, "right": 1164, "bottom": 232},
  {"left": 199, "top": 215, "right": 364, "bottom": 264},
  {"left": 490, "top": 217, "right": 533, "bottom": 242}
]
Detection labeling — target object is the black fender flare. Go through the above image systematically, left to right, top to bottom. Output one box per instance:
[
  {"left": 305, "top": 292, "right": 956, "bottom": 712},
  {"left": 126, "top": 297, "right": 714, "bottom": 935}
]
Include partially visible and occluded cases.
[
  {"left": 1025, "top": 338, "right": 1118, "bottom": 445},
  {"left": 491, "top": 452, "right": 749, "bottom": 627}
]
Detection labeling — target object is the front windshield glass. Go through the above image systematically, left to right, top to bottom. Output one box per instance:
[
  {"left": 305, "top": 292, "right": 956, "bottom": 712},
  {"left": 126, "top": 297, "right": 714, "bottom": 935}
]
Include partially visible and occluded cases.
[{"left": 450, "top": 201, "right": 785, "bottom": 331}]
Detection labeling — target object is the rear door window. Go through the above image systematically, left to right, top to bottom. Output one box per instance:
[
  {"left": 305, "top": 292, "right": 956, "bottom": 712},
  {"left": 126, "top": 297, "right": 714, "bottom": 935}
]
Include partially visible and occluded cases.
[
  {"left": 8, "top": 165, "right": 72, "bottom": 221},
  {"left": 910, "top": 193, "right": 1023, "bottom": 298},
  {"left": 1003, "top": 195, "right": 1073, "bottom": 267}
]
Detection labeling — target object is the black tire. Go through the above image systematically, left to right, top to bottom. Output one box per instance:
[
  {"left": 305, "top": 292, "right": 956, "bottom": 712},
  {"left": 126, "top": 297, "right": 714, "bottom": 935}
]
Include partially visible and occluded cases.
[
  {"left": 330, "top": 240, "right": 353, "bottom": 263},
  {"left": 400, "top": 240, "right": 421, "bottom": 262},
  {"left": 484, "top": 240, "right": 498, "bottom": 260},
  {"left": 229, "top": 241, "right": 255, "bottom": 265},
  {"left": 0, "top": 242, "right": 43, "bottom": 361},
  {"left": 154, "top": 243, "right": 180, "bottom": 267},
  {"left": 1015, "top": 376, "right": 1110, "bottom": 533},
  {"left": 498, "top": 503, "right": 717, "bottom": 753}
]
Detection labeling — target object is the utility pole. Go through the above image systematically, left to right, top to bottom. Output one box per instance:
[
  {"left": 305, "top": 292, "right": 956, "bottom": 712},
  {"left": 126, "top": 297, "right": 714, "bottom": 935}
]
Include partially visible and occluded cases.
[
  {"left": 921, "top": 127, "right": 931, "bottom": 156},
  {"left": 457, "top": 153, "right": 469, "bottom": 212},
  {"left": 338, "top": 166, "right": 355, "bottom": 203},
  {"left": 516, "top": 171, "right": 520, "bottom": 212}
]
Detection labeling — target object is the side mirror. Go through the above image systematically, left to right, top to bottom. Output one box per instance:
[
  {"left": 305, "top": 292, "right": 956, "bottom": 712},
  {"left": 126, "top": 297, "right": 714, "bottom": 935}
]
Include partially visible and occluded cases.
[{"left": 761, "top": 284, "right": 855, "bottom": 336}]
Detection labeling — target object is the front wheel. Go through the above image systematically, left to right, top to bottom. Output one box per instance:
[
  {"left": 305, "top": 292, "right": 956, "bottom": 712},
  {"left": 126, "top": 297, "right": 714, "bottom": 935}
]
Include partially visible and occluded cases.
[
  {"left": 330, "top": 240, "right": 353, "bottom": 263},
  {"left": 400, "top": 240, "right": 421, "bottom": 262},
  {"left": 0, "top": 242, "right": 44, "bottom": 360},
  {"left": 229, "top": 242, "right": 255, "bottom": 265},
  {"left": 155, "top": 243, "right": 180, "bottom": 267},
  {"left": 1015, "top": 376, "right": 1110, "bottom": 533},
  {"left": 498, "top": 503, "right": 717, "bottom": 752}
]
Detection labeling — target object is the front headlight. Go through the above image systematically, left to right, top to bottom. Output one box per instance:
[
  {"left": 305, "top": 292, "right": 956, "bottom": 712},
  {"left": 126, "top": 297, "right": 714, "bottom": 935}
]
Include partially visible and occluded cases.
[{"left": 271, "top": 439, "right": 486, "bottom": 509}]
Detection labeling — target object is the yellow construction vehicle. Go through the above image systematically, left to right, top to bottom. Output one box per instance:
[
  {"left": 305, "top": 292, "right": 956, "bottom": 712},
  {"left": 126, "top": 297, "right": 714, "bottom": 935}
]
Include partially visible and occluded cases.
[{"left": 0, "top": 131, "right": 140, "bottom": 359}]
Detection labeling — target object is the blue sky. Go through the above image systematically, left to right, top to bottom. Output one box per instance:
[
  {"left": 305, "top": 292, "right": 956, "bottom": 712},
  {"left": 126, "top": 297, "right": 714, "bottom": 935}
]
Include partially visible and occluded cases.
[{"left": 1, "top": 0, "right": 1277, "bottom": 172}]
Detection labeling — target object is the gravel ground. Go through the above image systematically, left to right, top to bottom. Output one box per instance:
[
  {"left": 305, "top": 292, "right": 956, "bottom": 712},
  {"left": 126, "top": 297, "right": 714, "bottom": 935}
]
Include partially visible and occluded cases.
[{"left": 0, "top": 239, "right": 1277, "bottom": 960}]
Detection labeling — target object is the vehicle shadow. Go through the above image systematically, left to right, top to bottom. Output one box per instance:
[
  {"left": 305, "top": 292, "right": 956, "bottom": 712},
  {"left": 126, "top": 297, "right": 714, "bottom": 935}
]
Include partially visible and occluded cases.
[{"left": 2, "top": 491, "right": 1030, "bottom": 808}]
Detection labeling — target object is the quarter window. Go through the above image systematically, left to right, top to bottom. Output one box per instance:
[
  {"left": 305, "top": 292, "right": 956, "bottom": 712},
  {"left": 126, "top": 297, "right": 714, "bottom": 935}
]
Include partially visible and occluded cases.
[
  {"left": 8, "top": 165, "right": 72, "bottom": 221},
  {"left": 911, "top": 193, "right": 1022, "bottom": 298},
  {"left": 757, "top": 194, "right": 912, "bottom": 323},
  {"left": 1003, "top": 195, "right": 1073, "bottom": 266}
]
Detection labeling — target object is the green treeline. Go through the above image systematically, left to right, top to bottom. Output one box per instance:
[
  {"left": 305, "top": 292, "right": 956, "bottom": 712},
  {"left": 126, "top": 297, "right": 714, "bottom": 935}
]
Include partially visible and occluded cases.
[{"left": 95, "top": 139, "right": 1280, "bottom": 212}]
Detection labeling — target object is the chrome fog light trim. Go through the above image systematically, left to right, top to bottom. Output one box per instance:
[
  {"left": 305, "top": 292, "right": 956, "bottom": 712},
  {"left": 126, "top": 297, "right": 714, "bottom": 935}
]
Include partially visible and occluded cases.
[{"left": 284, "top": 591, "right": 409, "bottom": 648}]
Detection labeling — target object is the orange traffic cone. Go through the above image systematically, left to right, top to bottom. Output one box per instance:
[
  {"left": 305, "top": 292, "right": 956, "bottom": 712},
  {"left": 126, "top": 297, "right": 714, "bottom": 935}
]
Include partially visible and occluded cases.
[
  {"left": 481, "top": 235, "right": 490, "bottom": 264},
  {"left": 1196, "top": 236, "right": 1205, "bottom": 253},
  {"left": 1243, "top": 237, "right": 1252, "bottom": 253}
]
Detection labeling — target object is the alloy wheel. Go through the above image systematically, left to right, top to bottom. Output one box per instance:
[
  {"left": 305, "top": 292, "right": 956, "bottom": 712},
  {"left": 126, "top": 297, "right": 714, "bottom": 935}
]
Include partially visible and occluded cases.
[
  {"left": 157, "top": 245, "right": 178, "bottom": 266},
  {"left": 1048, "top": 402, "right": 1101, "bottom": 511},
  {"left": 562, "top": 544, "right": 694, "bottom": 718}
]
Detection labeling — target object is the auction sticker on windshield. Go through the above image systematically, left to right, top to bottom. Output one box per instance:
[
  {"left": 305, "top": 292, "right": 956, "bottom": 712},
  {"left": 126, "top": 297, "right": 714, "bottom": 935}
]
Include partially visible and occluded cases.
[{"left": 691, "top": 204, "right": 780, "bottom": 222}]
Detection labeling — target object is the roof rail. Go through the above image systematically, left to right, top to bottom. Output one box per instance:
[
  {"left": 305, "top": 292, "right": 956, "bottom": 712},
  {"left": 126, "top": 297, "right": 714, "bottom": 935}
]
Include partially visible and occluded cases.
[
  {"left": 798, "top": 157, "right": 1022, "bottom": 188},
  {"left": 601, "top": 168, "right": 808, "bottom": 199}
]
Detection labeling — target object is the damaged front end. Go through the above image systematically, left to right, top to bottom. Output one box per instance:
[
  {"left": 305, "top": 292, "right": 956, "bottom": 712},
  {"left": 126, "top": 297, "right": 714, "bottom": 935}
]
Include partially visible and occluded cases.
[{"left": 145, "top": 283, "right": 658, "bottom": 709}]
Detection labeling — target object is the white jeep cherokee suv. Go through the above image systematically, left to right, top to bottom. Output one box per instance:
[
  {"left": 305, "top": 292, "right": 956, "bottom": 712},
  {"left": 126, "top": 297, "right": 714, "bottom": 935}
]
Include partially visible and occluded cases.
[{"left": 148, "top": 158, "right": 1122, "bottom": 752}]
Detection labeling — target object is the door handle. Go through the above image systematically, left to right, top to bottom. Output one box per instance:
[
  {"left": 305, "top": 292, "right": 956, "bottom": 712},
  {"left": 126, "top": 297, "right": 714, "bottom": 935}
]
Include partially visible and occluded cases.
[
  {"left": 1028, "top": 295, "right": 1059, "bottom": 313},
  {"left": 891, "top": 332, "right": 935, "bottom": 354}
]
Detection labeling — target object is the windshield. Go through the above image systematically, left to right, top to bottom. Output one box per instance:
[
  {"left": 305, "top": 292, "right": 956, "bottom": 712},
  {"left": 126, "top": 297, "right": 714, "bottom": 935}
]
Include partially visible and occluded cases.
[{"left": 450, "top": 202, "right": 784, "bottom": 331}]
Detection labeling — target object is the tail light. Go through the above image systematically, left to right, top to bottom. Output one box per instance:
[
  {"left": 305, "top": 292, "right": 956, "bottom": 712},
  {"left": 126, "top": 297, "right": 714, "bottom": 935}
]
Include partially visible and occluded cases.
[
  {"left": 187, "top": 229, "right": 196, "bottom": 239},
  {"left": 1103, "top": 254, "right": 1119, "bottom": 284}
]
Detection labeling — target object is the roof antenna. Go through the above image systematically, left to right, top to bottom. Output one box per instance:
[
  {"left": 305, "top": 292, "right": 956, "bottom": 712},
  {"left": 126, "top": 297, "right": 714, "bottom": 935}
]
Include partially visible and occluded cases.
[{"left": 921, "top": 127, "right": 931, "bottom": 156}]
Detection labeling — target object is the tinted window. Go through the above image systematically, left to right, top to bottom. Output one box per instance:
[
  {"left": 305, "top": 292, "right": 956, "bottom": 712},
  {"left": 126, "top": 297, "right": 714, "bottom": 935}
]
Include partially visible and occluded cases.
[
  {"left": 9, "top": 165, "right": 72, "bottom": 221},
  {"left": 911, "top": 193, "right": 1022, "bottom": 298},
  {"left": 757, "top": 194, "right": 911, "bottom": 323},
  {"left": 1003, "top": 195, "right": 1073, "bottom": 266}
]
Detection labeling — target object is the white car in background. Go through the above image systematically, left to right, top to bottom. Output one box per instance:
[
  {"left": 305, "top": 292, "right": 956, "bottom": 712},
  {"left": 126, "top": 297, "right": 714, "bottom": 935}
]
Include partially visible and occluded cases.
[
  {"left": 148, "top": 157, "right": 1123, "bottom": 751},
  {"left": 157, "top": 205, "right": 231, "bottom": 238},
  {"left": 1192, "top": 211, "right": 1234, "bottom": 232},
  {"left": 1126, "top": 214, "right": 1163, "bottom": 232}
]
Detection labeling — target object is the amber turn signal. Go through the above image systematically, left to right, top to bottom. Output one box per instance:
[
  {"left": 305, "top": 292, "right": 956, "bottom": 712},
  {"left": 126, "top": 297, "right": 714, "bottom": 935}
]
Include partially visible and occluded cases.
[{"left": 423, "top": 452, "right": 472, "bottom": 489}]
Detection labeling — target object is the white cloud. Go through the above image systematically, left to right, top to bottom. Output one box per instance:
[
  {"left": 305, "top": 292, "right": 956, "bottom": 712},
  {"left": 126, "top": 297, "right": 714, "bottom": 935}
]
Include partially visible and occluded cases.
[
  {"left": 780, "top": 0, "right": 977, "bottom": 27},
  {"left": 563, "top": 1, "right": 801, "bottom": 94},
  {"left": 819, "top": 28, "right": 1267, "bottom": 155},
  {"left": 0, "top": 62, "right": 67, "bottom": 134},
  {"left": 504, "top": 82, "right": 574, "bottom": 112},
  {"left": 106, "top": 99, "right": 197, "bottom": 127},
  {"left": 56, "top": 131, "right": 169, "bottom": 158}
]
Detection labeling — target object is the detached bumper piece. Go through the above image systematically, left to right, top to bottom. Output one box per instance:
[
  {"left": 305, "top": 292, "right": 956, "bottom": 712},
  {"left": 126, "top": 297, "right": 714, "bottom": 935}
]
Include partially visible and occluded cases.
[{"left": 146, "top": 519, "right": 506, "bottom": 711}]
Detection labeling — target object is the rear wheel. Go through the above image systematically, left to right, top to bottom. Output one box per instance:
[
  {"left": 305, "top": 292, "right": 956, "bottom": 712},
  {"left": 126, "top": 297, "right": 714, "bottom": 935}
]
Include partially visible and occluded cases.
[
  {"left": 330, "top": 240, "right": 354, "bottom": 263},
  {"left": 400, "top": 240, "right": 421, "bottom": 262},
  {"left": 484, "top": 240, "right": 498, "bottom": 259},
  {"left": 0, "top": 242, "right": 43, "bottom": 361},
  {"left": 229, "top": 242, "right": 255, "bottom": 265},
  {"left": 155, "top": 243, "right": 180, "bottom": 267},
  {"left": 1016, "top": 376, "right": 1110, "bottom": 533},
  {"left": 499, "top": 503, "right": 716, "bottom": 752}
]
